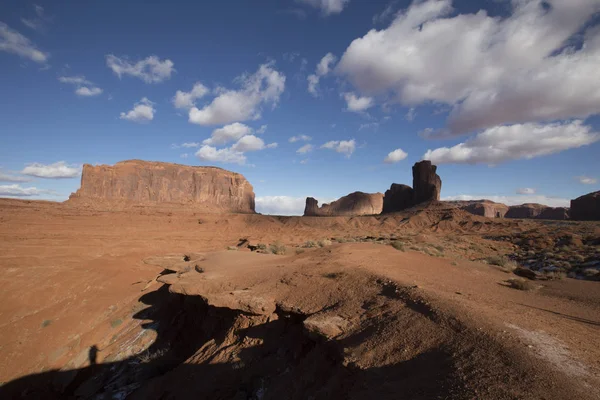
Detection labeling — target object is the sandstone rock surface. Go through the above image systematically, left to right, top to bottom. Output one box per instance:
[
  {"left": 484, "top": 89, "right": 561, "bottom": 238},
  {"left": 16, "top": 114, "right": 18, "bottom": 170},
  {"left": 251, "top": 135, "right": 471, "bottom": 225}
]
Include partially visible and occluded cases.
[
  {"left": 68, "top": 160, "right": 255, "bottom": 213},
  {"left": 413, "top": 161, "right": 442, "bottom": 205},
  {"left": 382, "top": 184, "right": 414, "bottom": 213},
  {"left": 571, "top": 191, "right": 600, "bottom": 221},
  {"left": 303, "top": 192, "right": 383, "bottom": 216},
  {"left": 460, "top": 200, "right": 509, "bottom": 218},
  {"left": 505, "top": 203, "right": 547, "bottom": 219},
  {"left": 537, "top": 207, "right": 569, "bottom": 220}
]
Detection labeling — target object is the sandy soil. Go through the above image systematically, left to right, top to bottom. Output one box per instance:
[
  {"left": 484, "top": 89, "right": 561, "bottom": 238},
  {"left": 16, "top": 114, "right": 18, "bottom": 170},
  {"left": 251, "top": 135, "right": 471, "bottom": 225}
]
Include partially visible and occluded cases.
[{"left": 0, "top": 198, "right": 599, "bottom": 399}]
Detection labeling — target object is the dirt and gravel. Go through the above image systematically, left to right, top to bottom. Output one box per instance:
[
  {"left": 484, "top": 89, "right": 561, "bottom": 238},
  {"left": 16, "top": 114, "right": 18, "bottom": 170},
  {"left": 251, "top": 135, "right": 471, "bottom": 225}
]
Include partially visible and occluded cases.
[{"left": 0, "top": 198, "right": 599, "bottom": 399}]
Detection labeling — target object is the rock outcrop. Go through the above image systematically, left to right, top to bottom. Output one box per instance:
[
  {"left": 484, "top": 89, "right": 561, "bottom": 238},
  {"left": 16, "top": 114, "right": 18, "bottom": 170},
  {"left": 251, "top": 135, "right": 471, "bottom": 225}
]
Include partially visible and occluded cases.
[
  {"left": 68, "top": 160, "right": 255, "bottom": 213},
  {"left": 412, "top": 161, "right": 442, "bottom": 205},
  {"left": 382, "top": 184, "right": 414, "bottom": 213},
  {"left": 571, "top": 191, "right": 600, "bottom": 221},
  {"left": 303, "top": 192, "right": 383, "bottom": 216},
  {"left": 460, "top": 200, "right": 509, "bottom": 218},
  {"left": 504, "top": 204, "right": 569, "bottom": 220}
]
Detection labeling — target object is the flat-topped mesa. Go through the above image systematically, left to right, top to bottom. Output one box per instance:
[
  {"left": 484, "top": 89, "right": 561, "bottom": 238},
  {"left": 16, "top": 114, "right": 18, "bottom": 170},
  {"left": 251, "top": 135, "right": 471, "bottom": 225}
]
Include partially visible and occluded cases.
[
  {"left": 68, "top": 160, "right": 255, "bottom": 213},
  {"left": 413, "top": 160, "right": 442, "bottom": 205},
  {"left": 571, "top": 191, "right": 600, "bottom": 221},
  {"left": 303, "top": 192, "right": 384, "bottom": 216},
  {"left": 459, "top": 200, "right": 510, "bottom": 218},
  {"left": 505, "top": 203, "right": 569, "bottom": 220}
]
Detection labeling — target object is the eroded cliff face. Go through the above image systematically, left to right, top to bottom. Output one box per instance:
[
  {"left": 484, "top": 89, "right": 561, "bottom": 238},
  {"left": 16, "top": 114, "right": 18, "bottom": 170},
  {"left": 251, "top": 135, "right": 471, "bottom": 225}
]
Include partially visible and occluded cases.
[
  {"left": 68, "top": 160, "right": 255, "bottom": 213},
  {"left": 413, "top": 161, "right": 442, "bottom": 205},
  {"left": 571, "top": 191, "right": 600, "bottom": 221},
  {"left": 303, "top": 192, "right": 383, "bottom": 216}
]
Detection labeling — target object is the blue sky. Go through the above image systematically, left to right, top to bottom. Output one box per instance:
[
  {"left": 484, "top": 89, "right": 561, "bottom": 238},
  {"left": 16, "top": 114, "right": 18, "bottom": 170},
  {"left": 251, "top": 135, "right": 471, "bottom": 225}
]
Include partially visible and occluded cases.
[{"left": 1, "top": 0, "right": 599, "bottom": 214}]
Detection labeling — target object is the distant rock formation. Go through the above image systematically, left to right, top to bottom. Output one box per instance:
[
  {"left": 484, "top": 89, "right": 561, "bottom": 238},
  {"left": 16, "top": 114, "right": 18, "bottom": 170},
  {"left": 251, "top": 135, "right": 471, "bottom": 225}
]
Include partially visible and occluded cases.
[
  {"left": 68, "top": 160, "right": 255, "bottom": 213},
  {"left": 413, "top": 160, "right": 442, "bottom": 205},
  {"left": 382, "top": 184, "right": 414, "bottom": 213},
  {"left": 571, "top": 191, "right": 600, "bottom": 221},
  {"left": 303, "top": 192, "right": 383, "bottom": 216},
  {"left": 461, "top": 200, "right": 509, "bottom": 218},
  {"left": 505, "top": 204, "right": 569, "bottom": 220}
]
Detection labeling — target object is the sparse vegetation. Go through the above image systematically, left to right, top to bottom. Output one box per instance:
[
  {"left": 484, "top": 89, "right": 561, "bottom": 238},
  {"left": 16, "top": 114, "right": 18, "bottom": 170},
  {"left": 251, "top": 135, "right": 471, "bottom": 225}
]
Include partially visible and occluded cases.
[
  {"left": 318, "top": 239, "right": 332, "bottom": 247},
  {"left": 303, "top": 240, "right": 318, "bottom": 248},
  {"left": 269, "top": 241, "right": 286, "bottom": 255},
  {"left": 391, "top": 241, "right": 406, "bottom": 251},
  {"left": 257, "top": 243, "right": 267, "bottom": 251},
  {"left": 227, "top": 246, "right": 238, "bottom": 251},
  {"left": 295, "top": 248, "right": 305, "bottom": 255},
  {"left": 183, "top": 255, "right": 191, "bottom": 262},
  {"left": 485, "top": 255, "right": 510, "bottom": 267},
  {"left": 194, "top": 265, "right": 205, "bottom": 273},
  {"left": 323, "top": 272, "right": 345, "bottom": 279},
  {"left": 507, "top": 278, "right": 534, "bottom": 291},
  {"left": 111, "top": 318, "right": 123, "bottom": 328},
  {"left": 41, "top": 319, "right": 52, "bottom": 328},
  {"left": 137, "top": 348, "right": 167, "bottom": 363}
]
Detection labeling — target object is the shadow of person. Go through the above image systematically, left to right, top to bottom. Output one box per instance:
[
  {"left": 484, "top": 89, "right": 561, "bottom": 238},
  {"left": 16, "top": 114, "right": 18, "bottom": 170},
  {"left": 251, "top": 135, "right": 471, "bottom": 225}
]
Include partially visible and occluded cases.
[{"left": 88, "top": 345, "right": 98, "bottom": 365}]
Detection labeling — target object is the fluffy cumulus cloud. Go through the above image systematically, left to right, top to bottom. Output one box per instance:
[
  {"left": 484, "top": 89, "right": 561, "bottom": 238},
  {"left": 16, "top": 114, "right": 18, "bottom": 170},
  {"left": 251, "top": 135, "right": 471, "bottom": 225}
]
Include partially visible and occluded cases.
[
  {"left": 296, "top": 0, "right": 350, "bottom": 15},
  {"left": 337, "top": 0, "right": 600, "bottom": 136},
  {"left": 0, "top": 22, "right": 48, "bottom": 63},
  {"left": 307, "top": 53, "right": 337, "bottom": 96},
  {"left": 106, "top": 55, "right": 175, "bottom": 83},
  {"left": 189, "top": 63, "right": 285, "bottom": 125},
  {"left": 59, "top": 76, "right": 103, "bottom": 97},
  {"left": 173, "top": 82, "right": 209, "bottom": 109},
  {"left": 343, "top": 92, "right": 374, "bottom": 113},
  {"left": 120, "top": 97, "right": 156, "bottom": 123},
  {"left": 423, "top": 121, "right": 599, "bottom": 165},
  {"left": 203, "top": 123, "right": 254, "bottom": 146},
  {"left": 196, "top": 128, "right": 277, "bottom": 165},
  {"left": 289, "top": 135, "right": 312, "bottom": 143},
  {"left": 321, "top": 139, "right": 356, "bottom": 157},
  {"left": 297, "top": 144, "right": 314, "bottom": 154},
  {"left": 384, "top": 148, "right": 408, "bottom": 164},
  {"left": 21, "top": 161, "right": 81, "bottom": 179},
  {"left": 577, "top": 176, "right": 597, "bottom": 185},
  {"left": 0, "top": 184, "right": 47, "bottom": 197},
  {"left": 516, "top": 188, "right": 536, "bottom": 195},
  {"left": 443, "top": 194, "right": 569, "bottom": 208}
]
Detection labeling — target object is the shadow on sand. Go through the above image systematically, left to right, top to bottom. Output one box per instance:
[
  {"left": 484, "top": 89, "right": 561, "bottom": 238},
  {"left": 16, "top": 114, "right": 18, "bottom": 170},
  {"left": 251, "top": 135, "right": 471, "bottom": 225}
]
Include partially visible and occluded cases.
[{"left": 0, "top": 283, "right": 461, "bottom": 400}]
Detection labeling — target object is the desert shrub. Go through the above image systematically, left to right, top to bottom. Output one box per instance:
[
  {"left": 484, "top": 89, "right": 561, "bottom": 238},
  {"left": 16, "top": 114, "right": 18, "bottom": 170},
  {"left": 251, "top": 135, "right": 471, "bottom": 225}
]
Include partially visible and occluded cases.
[
  {"left": 334, "top": 237, "right": 347, "bottom": 243},
  {"left": 318, "top": 239, "right": 333, "bottom": 247},
  {"left": 303, "top": 240, "right": 318, "bottom": 248},
  {"left": 269, "top": 241, "right": 287, "bottom": 255},
  {"left": 391, "top": 241, "right": 406, "bottom": 251},
  {"left": 257, "top": 243, "right": 267, "bottom": 251},
  {"left": 432, "top": 244, "right": 445, "bottom": 253},
  {"left": 227, "top": 246, "right": 238, "bottom": 251},
  {"left": 295, "top": 248, "right": 305, "bottom": 255},
  {"left": 183, "top": 255, "right": 191, "bottom": 262},
  {"left": 485, "top": 255, "right": 510, "bottom": 267},
  {"left": 500, "top": 260, "right": 518, "bottom": 273},
  {"left": 451, "top": 261, "right": 458, "bottom": 266},
  {"left": 194, "top": 265, "right": 204, "bottom": 273},
  {"left": 582, "top": 268, "right": 600, "bottom": 278},
  {"left": 542, "top": 271, "right": 567, "bottom": 280},
  {"left": 323, "top": 272, "right": 345, "bottom": 279},
  {"left": 507, "top": 278, "right": 534, "bottom": 291},
  {"left": 41, "top": 319, "right": 52, "bottom": 328},
  {"left": 111, "top": 319, "right": 123, "bottom": 328},
  {"left": 137, "top": 348, "right": 167, "bottom": 364}
]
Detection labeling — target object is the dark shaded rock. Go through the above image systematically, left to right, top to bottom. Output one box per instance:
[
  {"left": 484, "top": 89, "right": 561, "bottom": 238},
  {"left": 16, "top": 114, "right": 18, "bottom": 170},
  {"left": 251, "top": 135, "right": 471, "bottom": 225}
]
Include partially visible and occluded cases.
[
  {"left": 413, "top": 161, "right": 442, "bottom": 205},
  {"left": 382, "top": 184, "right": 414, "bottom": 213},
  {"left": 570, "top": 191, "right": 600, "bottom": 221},
  {"left": 304, "top": 197, "right": 320, "bottom": 217},
  {"left": 505, "top": 204, "right": 546, "bottom": 219},
  {"left": 537, "top": 207, "right": 569, "bottom": 220},
  {"left": 514, "top": 267, "right": 539, "bottom": 280}
]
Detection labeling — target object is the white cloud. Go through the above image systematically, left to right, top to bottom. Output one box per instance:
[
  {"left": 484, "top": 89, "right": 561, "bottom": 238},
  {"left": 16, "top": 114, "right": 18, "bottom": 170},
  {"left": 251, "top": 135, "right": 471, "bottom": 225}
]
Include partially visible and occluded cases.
[
  {"left": 296, "top": 0, "right": 350, "bottom": 15},
  {"left": 337, "top": 0, "right": 600, "bottom": 136},
  {"left": 373, "top": 1, "right": 398, "bottom": 25},
  {"left": 21, "top": 4, "right": 51, "bottom": 32},
  {"left": 0, "top": 22, "right": 48, "bottom": 63},
  {"left": 307, "top": 53, "right": 337, "bottom": 96},
  {"left": 106, "top": 54, "right": 175, "bottom": 83},
  {"left": 189, "top": 62, "right": 285, "bottom": 125},
  {"left": 59, "top": 75, "right": 102, "bottom": 97},
  {"left": 173, "top": 82, "right": 209, "bottom": 109},
  {"left": 75, "top": 86, "right": 103, "bottom": 97},
  {"left": 343, "top": 92, "right": 374, "bottom": 112},
  {"left": 120, "top": 97, "right": 156, "bottom": 123},
  {"left": 405, "top": 107, "right": 416, "bottom": 122},
  {"left": 423, "top": 120, "right": 599, "bottom": 165},
  {"left": 204, "top": 123, "right": 254, "bottom": 146},
  {"left": 256, "top": 124, "right": 268, "bottom": 134},
  {"left": 231, "top": 135, "right": 270, "bottom": 152},
  {"left": 289, "top": 135, "right": 312, "bottom": 143},
  {"left": 321, "top": 139, "right": 356, "bottom": 157},
  {"left": 181, "top": 142, "right": 200, "bottom": 148},
  {"left": 297, "top": 144, "right": 314, "bottom": 154},
  {"left": 195, "top": 146, "right": 247, "bottom": 165},
  {"left": 384, "top": 148, "right": 408, "bottom": 163},
  {"left": 21, "top": 161, "right": 80, "bottom": 179},
  {"left": 0, "top": 171, "right": 31, "bottom": 182},
  {"left": 577, "top": 176, "right": 597, "bottom": 185},
  {"left": 0, "top": 184, "right": 46, "bottom": 197},
  {"left": 516, "top": 188, "right": 536, "bottom": 195},
  {"left": 443, "top": 194, "right": 569, "bottom": 208},
  {"left": 255, "top": 196, "right": 307, "bottom": 215}
]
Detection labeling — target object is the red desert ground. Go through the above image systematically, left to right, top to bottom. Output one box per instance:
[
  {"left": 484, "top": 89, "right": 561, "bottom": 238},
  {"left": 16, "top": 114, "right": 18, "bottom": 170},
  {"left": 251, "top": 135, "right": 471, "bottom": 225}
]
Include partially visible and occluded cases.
[{"left": 1, "top": 159, "right": 599, "bottom": 399}]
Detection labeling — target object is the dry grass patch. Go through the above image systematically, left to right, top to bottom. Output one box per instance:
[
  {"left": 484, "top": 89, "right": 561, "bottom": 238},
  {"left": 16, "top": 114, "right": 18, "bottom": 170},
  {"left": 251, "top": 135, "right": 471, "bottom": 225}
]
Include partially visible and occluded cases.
[
  {"left": 269, "top": 241, "right": 287, "bottom": 255},
  {"left": 391, "top": 241, "right": 406, "bottom": 251},
  {"left": 506, "top": 278, "right": 534, "bottom": 291}
]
